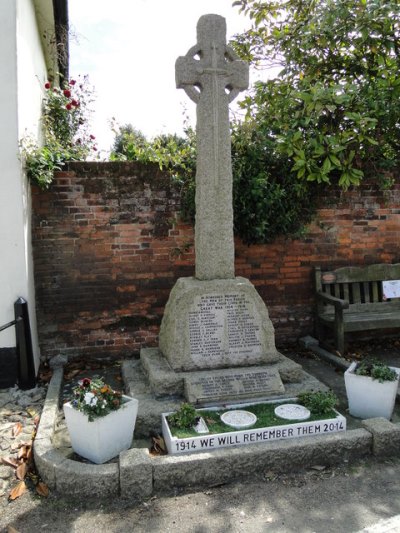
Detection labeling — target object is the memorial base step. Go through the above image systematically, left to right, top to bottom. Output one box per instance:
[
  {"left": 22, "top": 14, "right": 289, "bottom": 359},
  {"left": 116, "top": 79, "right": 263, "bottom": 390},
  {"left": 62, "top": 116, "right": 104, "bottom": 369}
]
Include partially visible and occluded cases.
[
  {"left": 141, "top": 347, "right": 304, "bottom": 403},
  {"left": 122, "top": 358, "right": 329, "bottom": 439}
]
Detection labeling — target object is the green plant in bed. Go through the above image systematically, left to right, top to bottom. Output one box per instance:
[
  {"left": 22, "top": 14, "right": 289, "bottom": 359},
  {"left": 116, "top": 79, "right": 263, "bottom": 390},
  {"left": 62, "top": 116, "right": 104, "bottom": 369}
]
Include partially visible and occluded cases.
[{"left": 169, "top": 393, "right": 339, "bottom": 439}]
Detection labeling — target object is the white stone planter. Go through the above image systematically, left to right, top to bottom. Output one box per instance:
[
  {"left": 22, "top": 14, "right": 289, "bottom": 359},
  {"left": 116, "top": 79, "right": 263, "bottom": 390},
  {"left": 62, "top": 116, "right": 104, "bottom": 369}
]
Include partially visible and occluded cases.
[
  {"left": 345, "top": 362, "right": 400, "bottom": 420},
  {"left": 63, "top": 395, "right": 138, "bottom": 464},
  {"left": 162, "top": 400, "right": 346, "bottom": 455}
]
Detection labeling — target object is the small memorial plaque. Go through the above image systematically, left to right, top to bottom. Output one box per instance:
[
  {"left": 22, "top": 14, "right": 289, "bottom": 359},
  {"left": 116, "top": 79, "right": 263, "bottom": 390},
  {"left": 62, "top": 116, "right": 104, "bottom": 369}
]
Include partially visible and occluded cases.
[
  {"left": 184, "top": 368, "right": 285, "bottom": 404},
  {"left": 274, "top": 404, "right": 311, "bottom": 421},
  {"left": 220, "top": 410, "right": 257, "bottom": 429},
  {"left": 193, "top": 417, "right": 209, "bottom": 434}
]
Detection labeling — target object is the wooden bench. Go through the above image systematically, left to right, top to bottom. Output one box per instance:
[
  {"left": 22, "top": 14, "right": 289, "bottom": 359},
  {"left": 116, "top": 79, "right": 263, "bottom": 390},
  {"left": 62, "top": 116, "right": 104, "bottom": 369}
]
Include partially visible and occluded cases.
[{"left": 315, "top": 264, "right": 400, "bottom": 354}]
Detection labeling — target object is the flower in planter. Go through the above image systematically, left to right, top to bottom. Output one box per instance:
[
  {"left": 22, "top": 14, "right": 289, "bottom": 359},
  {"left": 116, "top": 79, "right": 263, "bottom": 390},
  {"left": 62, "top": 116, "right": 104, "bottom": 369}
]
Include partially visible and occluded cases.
[
  {"left": 355, "top": 359, "right": 398, "bottom": 383},
  {"left": 69, "top": 378, "right": 123, "bottom": 422}
]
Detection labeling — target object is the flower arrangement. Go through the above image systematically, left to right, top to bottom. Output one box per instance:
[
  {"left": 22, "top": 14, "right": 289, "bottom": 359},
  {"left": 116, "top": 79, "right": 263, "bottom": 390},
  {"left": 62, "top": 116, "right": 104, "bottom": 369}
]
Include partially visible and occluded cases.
[
  {"left": 20, "top": 75, "right": 97, "bottom": 189},
  {"left": 354, "top": 358, "right": 398, "bottom": 383},
  {"left": 70, "top": 377, "right": 123, "bottom": 422}
]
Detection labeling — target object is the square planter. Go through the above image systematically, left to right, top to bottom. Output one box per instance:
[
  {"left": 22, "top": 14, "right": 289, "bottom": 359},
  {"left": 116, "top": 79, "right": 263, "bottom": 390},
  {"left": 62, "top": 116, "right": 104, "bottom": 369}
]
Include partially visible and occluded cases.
[
  {"left": 345, "top": 362, "right": 400, "bottom": 420},
  {"left": 63, "top": 395, "right": 138, "bottom": 464},
  {"left": 162, "top": 400, "right": 346, "bottom": 455}
]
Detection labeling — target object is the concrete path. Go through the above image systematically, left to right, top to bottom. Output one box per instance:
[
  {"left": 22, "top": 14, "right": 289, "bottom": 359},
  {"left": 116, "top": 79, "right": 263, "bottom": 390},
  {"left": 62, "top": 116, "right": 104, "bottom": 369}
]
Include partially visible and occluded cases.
[{"left": 1, "top": 455, "right": 400, "bottom": 532}]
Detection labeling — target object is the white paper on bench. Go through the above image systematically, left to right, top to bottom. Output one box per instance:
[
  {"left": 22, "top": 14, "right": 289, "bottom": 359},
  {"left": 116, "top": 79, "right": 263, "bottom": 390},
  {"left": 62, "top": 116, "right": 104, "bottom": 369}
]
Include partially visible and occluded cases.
[{"left": 382, "top": 280, "right": 400, "bottom": 299}]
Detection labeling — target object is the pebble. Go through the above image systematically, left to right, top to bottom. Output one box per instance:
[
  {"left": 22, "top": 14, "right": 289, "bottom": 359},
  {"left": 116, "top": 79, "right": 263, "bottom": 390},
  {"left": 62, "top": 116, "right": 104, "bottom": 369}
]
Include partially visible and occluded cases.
[
  {"left": 0, "top": 383, "right": 47, "bottom": 502},
  {"left": 0, "top": 466, "right": 12, "bottom": 480},
  {"left": 0, "top": 479, "right": 7, "bottom": 497}
]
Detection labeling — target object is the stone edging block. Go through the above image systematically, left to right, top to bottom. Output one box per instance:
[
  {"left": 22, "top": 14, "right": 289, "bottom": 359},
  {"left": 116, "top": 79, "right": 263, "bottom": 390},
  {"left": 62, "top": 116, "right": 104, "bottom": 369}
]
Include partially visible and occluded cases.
[
  {"left": 35, "top": 364, "right": 400, "bottom": 498},
  {"left": 361, "top": 418, "right": 400, "bottom": 456},
  {"left": 151, "top": 429, "right": 372, "bottom": 491},
  {"left": 119, "top": 448, "right": 153, "bottom": 499},
  {"left": 56, "top": 459, "right": 119, "bottom": 497}
]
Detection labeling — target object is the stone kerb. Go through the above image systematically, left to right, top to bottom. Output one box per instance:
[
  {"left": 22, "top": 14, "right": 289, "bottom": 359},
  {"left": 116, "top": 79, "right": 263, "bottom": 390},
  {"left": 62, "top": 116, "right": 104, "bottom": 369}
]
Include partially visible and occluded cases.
[
  {"left": 33, "top": 364, "right": 400, "bottom": 499},
  {"left": 362, "top": 418, "right": 400, "bottom": 456}
]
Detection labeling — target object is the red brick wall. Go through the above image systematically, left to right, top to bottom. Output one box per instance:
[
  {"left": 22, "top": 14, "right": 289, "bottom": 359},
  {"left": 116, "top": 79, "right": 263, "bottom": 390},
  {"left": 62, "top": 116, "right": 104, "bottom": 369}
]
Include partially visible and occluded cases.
[{"left": 31, "top": 162, "right": 400, "bottom": 360}]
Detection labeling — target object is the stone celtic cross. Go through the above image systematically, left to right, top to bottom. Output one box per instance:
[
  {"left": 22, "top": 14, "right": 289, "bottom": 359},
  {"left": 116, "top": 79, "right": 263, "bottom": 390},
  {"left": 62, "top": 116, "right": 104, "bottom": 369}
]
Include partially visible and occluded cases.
[{"left": 175, "top": 14, "right": 249, "bottom": 280}]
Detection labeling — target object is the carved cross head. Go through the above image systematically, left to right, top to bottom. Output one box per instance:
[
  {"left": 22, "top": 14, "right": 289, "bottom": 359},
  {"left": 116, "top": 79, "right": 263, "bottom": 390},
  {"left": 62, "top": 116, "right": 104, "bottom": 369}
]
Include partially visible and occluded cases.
[{"left": 175, "top": 14, "right": 249, "bottom": 104}]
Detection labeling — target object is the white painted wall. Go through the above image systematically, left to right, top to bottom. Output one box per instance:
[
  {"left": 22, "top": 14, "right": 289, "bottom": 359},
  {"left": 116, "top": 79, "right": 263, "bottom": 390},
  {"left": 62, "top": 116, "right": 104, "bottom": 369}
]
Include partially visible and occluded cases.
[{"left": 0, "top": 0, "right": 51, "bottom": 371}]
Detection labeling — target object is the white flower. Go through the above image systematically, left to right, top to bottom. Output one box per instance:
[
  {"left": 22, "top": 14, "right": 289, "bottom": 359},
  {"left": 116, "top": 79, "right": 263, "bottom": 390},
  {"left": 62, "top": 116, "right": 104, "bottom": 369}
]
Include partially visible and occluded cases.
[{"left": 84, "top": 392, "right": 97, "bottom": 406}]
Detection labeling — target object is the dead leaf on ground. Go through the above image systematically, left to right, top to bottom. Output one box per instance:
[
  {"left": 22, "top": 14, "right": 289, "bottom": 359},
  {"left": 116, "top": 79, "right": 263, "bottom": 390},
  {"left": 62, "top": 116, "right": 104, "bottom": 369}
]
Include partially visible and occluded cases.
[
  {"left": 64, "top": 369, "right": 81, "bottom": 380},
  {"left": 38, "top": 370, "right": 52, "bottom": 383},
  {"left": 26, "top": 407, "right": 37, "bottom": 418},
  {"left": 33, "top": 415, "right": 40, "bottom": 427},
  {"left": 11, "top": 422, "right": 23, "bottom": 438},
  {"left": 149, "top": 435, "right": 166, "bottom": 456},
  {"left": 17, "top": 444, "right": 31, "bottom": 460},
  {"left": 26, "top": 446, "right": 33, "bottom": 461},
  {"left": 1, "top": 457, "right": 19, "bottom": 468},
  {"left": 16, "top": 462, "right": 28, "bottom": 481},
  {"left": 8, "top": 481, "right": 28, "bottom": 501},
  {"left": 36, "top": 481, "right": 49, "bottom": 497},
  {"left": 7, "top": 525, "right": 20, "bottom": 533}
]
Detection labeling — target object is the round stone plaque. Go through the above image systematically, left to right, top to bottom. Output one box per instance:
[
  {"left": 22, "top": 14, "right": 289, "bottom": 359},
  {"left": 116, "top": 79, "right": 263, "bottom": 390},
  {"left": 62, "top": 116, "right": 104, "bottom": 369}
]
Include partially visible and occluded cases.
[
  {"left": 274, "top": 404, "right": 311, "bottom": 421},
  {"left": 220, "top": 410, "right": 257, "bottom": 429}
]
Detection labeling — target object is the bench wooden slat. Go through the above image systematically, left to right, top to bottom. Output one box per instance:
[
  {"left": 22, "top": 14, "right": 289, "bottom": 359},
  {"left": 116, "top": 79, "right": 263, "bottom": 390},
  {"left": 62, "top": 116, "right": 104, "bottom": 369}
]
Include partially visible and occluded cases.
[
  {"left": 315, "top": 264, "right": 400, "bottom": 354},
  {"left": 323, "top": 264, "right": 400, "bottom": 283},
  {"left": 371, "top": 281, "right": 379, "bottom": 302},
  {"left": 363, "top": 282, "right": 370, "bottom": 303},
  {"left": 343, "top": 283, "right": 350, "bottom": 301},
  {"left": 352, "top": 283, "right": 361, "bottom": 303},
  {"left": 334, "top": 284, "right": 340, "bottom": 298}
]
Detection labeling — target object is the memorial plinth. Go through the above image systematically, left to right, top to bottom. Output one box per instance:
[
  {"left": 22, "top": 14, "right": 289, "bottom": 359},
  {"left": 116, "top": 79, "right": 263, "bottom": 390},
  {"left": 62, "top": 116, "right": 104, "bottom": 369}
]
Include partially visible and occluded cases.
[
  {"left": 137, "top": 14, "right": 323, "bottom": 410},
  {"left": 159, "top": 277, "right": 279, "bottom": 372}
]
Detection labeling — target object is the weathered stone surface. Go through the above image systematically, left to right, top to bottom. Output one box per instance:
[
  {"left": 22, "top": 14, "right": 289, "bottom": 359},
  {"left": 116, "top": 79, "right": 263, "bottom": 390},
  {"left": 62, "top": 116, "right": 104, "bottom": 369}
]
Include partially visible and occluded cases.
[
  {"left": 176, "top": 14, "right": 248, "bottom": 280},
  {"left": 159, "top": 277, "right": 279, "bottom": 371},
  {"left": 141, "top": 348, "right": 184, "bottom": 397},
  {"left": 141, "top": 348, "right": 303, "bottom": 400},
  {"left": 49, "top": 354, "right": 68, "bottom": 369},
  {"left": 124, "top": 359, "right": 328, "bottom": 437},
  {"left": 122, "top": 360, "right": 182, "bottom": 437},
  {"left": 184, "top": 367, "right": 284, "bottom": 404},
  {"left": 362, "top": 418, "right": 400, "bottom": 456},
  {"left": 152, "top": 429, "right": 372, "bottom": 492},
  {"left": 33, "top": 439, "right": 66, "bottom": 488},
  {"left": 119, "top": 448, "right": 153, "bottom": 500},
  {"left": 55, "top": 459, "right": 119, "bottom": 497}
]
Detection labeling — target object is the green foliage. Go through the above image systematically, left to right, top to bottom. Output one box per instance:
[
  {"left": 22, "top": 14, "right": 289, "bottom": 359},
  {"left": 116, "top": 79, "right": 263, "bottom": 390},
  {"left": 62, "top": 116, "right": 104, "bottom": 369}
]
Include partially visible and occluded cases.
[
  {"left": 232, "top": 0, "right": 400, "bottom": 188},
  {"left": 20, "top": 76, "right": 97, "bottom": 189},
  {"left": 111, "top": 121, "right": 317, "bottom": 243},
  {"left": 231, "top": 121, "right": 318, "bottom": 243},
  {"left": 355, "top": 359, "right": 398, "bottom": 382},
  {"left": 297, "top": 390, "right": 338, "bottom": 416},
  {"left": 167, "top": 403, "right": 198, "bottom": 429}
]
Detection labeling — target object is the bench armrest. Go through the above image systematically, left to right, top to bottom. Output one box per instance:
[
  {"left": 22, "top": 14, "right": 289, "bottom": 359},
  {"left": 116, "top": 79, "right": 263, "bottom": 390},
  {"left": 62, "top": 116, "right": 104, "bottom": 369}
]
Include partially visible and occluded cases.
[{"left": 316, "top": 291, "right": 349, "bottom": 310}]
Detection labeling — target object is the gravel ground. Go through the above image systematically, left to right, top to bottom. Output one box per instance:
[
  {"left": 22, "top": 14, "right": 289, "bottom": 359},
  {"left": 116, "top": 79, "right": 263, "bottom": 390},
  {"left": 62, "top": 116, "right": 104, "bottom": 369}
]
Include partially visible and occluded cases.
[
  {"left": 1, "top": 341, "right": 400, "bottom": 532},
  {"left": 0, "top": 385, "right": 47, "bottom": 505},
  {"left": 1, "top": 456, "right": 400, "bottom": 533}
]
